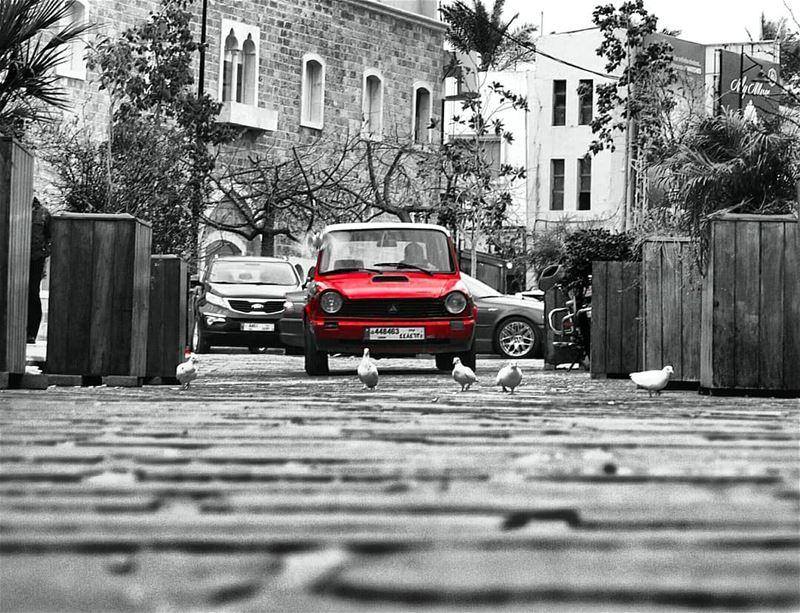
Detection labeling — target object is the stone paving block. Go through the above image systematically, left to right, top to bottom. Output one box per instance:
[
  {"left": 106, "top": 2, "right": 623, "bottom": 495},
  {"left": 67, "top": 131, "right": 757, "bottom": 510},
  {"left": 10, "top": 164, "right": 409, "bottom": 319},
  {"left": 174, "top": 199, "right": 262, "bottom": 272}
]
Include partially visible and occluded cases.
[
  {"left": 46, "top": 374, "right": 85, "bottom": 387},
  {"left": 101, "top": 376, "right": 142, "bottom": 387}
]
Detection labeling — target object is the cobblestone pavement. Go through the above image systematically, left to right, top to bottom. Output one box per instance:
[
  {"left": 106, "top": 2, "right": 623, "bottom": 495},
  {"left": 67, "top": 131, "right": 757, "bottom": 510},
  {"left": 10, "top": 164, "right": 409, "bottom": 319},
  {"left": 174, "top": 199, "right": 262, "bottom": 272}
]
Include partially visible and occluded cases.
[{"left": 1, "top": 351, "right": 799, "bottom": 612}]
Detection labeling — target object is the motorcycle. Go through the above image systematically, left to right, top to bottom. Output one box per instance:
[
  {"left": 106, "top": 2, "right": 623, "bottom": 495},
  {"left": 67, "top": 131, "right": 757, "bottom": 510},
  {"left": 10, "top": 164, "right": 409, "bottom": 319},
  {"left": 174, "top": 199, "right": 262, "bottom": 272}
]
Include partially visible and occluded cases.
[{"left": 538, "top": 264, "right": 592, "bottom": 371}]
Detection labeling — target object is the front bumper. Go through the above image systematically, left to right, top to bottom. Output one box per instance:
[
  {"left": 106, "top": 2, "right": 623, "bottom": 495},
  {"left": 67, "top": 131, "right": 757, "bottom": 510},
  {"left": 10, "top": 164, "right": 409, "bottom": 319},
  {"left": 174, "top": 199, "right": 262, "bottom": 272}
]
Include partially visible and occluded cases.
[
  {"left": 199, "top": 311, "right": 284, "bottom": 347},
  {"left": 309, "top": 318, "right": 475, "bottom": 355}
]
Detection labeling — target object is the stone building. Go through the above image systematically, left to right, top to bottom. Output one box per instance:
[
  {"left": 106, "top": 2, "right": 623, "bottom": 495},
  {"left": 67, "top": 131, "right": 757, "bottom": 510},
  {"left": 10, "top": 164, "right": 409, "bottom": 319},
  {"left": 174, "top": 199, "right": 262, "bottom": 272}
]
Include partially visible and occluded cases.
[{"left": 37, "top": 0, "right": 446, "bottom": 265}]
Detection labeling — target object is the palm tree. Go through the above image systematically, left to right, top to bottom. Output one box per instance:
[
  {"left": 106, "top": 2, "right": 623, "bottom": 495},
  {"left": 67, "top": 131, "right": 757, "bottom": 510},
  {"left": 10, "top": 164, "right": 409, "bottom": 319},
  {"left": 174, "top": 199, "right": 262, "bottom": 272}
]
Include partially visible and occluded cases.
[
  {"left": 0, "top": 0, "right": 92, "bottom": 137},
  {"left": 439, "top": 0, "right": 520, "bottom": 71},
  {"left": 654, "top": 110, "right": 799, "bottom": 266}
]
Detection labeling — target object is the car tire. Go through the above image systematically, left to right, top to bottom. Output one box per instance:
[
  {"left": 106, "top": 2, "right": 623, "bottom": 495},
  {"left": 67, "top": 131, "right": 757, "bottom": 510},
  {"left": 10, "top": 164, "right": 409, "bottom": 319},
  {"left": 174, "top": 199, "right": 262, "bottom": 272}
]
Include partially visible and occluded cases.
[
  {"left": 495, "top": 317, "right": 540, "bottom": 360},
  {"left": 192, "top": 321, "right": 211, "bottom": 354},
  {"left": 304, "top": 324, "right": 329, "bottom": 376},
  {"left": 456, "top": 345, "right": 477, "bottom": 371},
  {"left": 435, "top": 353, "right": 454, "bottom": 371}
]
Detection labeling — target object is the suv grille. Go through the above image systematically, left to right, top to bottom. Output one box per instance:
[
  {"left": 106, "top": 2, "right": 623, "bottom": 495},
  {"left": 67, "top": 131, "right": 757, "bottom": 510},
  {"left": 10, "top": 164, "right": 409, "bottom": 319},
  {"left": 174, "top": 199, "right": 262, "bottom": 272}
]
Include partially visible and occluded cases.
[
  {"left": 339, "top": 298, "right": 447, "bottom": 318},
  {"left": 229, "top": 299, "right": 285, "bottom": 314}
]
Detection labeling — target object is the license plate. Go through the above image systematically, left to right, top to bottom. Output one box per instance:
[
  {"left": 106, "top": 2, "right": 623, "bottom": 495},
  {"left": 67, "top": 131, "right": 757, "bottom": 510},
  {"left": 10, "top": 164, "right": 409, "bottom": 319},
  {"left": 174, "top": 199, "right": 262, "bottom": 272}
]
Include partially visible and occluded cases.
[
  {"left": 242, "top": 322, "right": 274, "bottom": 332},
  {"left": 367, "top": 326, "right": 425, "bottom": 341}
]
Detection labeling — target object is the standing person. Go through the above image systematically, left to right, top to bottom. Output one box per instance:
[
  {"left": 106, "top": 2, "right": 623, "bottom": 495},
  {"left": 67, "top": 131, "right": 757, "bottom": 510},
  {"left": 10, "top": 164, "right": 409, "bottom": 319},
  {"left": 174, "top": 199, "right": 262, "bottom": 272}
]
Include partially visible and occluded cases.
[{"left": 27, "top": 197, "right": 51, "bottom": 343}]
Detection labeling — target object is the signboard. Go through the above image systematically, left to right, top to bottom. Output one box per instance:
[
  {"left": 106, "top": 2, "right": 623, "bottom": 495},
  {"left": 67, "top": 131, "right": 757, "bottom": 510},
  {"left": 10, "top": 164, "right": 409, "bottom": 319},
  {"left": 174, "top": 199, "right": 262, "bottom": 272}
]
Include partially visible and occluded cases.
[
  {"left": 650, "top": 33, "right": 706, "bottom": 91},
  {"left": 718, "top": 49, "right": 781, "bottom": 119}
]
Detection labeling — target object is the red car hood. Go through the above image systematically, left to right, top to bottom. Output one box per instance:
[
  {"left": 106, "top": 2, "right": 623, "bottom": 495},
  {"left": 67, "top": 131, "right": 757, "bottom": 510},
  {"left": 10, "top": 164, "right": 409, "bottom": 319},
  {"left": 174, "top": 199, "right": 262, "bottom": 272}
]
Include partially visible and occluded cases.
[{"left": 317, "top": 273, "right": 467, "bottom": 300}]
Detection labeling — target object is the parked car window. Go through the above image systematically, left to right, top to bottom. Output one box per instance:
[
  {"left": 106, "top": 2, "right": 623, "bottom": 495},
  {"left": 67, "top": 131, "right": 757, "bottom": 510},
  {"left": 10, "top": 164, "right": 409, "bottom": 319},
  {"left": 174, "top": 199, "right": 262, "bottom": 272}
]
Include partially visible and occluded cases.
[
  {"left": 319, "top": 228, "right": 454, "bottom": 273},
  {"left": 209, "top": 260, "right": 298, "bottom": 285}
]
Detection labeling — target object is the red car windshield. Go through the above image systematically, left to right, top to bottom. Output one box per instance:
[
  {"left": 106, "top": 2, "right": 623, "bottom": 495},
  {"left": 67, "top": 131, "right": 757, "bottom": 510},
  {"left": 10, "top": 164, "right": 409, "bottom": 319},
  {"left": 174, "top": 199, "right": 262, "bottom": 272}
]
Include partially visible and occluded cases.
[{"left": 319, "top": 228, "right": 455, "bottom": 274}]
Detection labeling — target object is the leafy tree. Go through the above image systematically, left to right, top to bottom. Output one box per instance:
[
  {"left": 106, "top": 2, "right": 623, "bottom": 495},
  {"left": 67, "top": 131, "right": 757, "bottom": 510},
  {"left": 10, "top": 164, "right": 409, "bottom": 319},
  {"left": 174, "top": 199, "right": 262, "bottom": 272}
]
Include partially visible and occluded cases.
[
  {"left": 0, "top": 0, "right": 92, "bottom": 137},
  {"left": 46, "top": 0, "right": 233, "bottom": 259},
  {"left": 440, "top": 0, "right": 517, "bottom": 71},
  {"left": 590, "top": 0, "right": 678, "bottom": 156},
  {"left": 760, "top": 13, "right": 800, "bottom": 107}
]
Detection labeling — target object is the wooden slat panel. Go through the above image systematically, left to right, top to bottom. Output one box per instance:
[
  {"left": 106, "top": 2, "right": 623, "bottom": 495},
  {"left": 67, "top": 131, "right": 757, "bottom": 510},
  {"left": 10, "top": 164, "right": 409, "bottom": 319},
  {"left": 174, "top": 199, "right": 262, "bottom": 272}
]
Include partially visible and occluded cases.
[
  {"left": 0, "top": 139, "right": 33, "bottom": 373},
  {"left": 89, "top": 220, "right": 118, "bottom": 375},
  {"left": 784, "top": 220, "right": 800, "bottom": 390},
  {"left": 130, "top": 221, "right": 152, "bottom": 376},
  {"left": 711, "top": 221, "right": 737, "bottom": 388},
  {"left": 734, "top": 221, "right": 760, "bottom": 388},
  {"left": 758, "top": 222, "right": 784, "bottom": 389},
  {"left": 700, "top": 230, "right": 715, "bottom": 388},
  {"left": 642, "top": 242, "right": 661, "bottom": 371},
  {"left": 660, "top": 245, "right": 682, "bottom": 376},
  {"left": 680, "top": 252, "right": 701, "bottom": 381},
  {"left": 590, "top": 261, "right": 607, "bottom": 375},
  {"left": 607, "top": 261, "right": 623, "bottom": 374},
  {"left": 619, "top": 262, "right": 641, "bottom": 373}
]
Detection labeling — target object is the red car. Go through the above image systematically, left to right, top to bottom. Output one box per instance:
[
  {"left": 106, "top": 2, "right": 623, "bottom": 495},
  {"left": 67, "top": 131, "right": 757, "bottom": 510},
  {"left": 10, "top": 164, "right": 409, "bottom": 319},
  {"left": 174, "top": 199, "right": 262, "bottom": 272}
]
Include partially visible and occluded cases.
[{"left": 302, "top": 223, "right": 477, "bottom": 375}]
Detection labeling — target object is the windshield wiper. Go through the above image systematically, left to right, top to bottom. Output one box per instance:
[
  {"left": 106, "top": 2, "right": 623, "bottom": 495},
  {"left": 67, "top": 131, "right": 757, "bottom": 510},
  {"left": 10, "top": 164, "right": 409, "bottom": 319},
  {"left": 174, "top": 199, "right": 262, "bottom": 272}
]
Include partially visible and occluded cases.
[
  {"left": 374, "top": 262, "right": 434, "bottom": 276},
  {"left": 321, "top": 267, "right": 380, "bottom": 275}
]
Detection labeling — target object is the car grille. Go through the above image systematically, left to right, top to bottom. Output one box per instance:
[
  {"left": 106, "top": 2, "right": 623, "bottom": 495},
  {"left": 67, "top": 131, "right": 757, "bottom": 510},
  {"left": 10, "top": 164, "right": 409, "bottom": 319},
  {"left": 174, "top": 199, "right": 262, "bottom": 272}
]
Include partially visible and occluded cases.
[
  {"left": 339, "top": 298, "right": 447, "bottom": 318},
  {"left": 228, "top": 299, "right": 285, "bottom": 314}
]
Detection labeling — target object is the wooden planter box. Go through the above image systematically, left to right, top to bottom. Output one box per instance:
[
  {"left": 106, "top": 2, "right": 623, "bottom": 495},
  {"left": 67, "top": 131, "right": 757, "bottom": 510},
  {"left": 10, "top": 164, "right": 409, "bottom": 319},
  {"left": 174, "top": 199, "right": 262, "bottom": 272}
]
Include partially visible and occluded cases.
[
  {"left": 0, "top": 138, "right": 34, "bottom": 375},
  {"left": 47, "top": 213, "right": 152, "bottom": 377},
  {"left": 701, "top": 214, "right": 800, "bottom": 394},
  {"left": 642, "top": 239, "right": 702, "bottom": 384},
  {"left": 146, "top": 256, "right": 188, "bottom": 380},
  {"left": 590, "top": 261, "right": 642, "bottom": 377}
]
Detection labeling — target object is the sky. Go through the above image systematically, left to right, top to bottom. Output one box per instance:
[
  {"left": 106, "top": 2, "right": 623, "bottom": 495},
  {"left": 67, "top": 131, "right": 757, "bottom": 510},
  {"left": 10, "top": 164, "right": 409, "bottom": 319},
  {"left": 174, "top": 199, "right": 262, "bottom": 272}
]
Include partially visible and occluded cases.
[{"left": 502, "top": 0, "right": 799, "bottom": 44}]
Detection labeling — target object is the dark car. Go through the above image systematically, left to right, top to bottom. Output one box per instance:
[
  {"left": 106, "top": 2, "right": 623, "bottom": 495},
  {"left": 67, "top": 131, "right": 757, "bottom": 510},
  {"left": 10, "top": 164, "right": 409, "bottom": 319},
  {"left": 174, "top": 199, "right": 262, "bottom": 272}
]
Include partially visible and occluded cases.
[
  {"left": 192, "top": 256, "right": 303, "bottom": 354},
  {"left": 279, "top": 271, "right": 544, "bottom": 361},
  {"left": 461, "top": 273, "right": 544, "bottom": 359}
]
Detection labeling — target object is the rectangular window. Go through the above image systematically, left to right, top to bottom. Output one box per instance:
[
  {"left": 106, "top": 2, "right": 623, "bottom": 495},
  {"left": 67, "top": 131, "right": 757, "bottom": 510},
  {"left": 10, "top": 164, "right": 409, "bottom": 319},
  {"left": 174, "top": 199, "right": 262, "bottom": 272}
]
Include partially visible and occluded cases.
[
  {"left": 578, "top": 79, "right": 593, "bottom": 125},
  {"left": 552, "top": 80, "right": 566, "bottom": 126},
  {"left": 578, "top": 157, "right": 592, "bottom": 210},
  {"left": 551, "top": 159, "right": 565, "bottom": 210}
]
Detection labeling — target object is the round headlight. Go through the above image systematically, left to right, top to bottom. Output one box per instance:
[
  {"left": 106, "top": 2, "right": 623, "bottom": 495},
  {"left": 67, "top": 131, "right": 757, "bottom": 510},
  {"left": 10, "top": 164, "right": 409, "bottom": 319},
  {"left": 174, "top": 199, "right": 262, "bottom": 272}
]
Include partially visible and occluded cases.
[
  {"left": 319, "top": 290, "right": 343, "bottom": 314},
  {"left": 444, "top": 291, "right": 468, "bottom": 314}
]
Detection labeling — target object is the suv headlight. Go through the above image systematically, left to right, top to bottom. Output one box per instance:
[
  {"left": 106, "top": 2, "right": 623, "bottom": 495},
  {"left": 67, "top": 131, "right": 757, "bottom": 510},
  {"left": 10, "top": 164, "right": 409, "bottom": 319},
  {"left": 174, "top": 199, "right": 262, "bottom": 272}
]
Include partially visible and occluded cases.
[
  {"left": 319, "top": 290, "right": 343, "bottom": 314},
  {"left": 444, "top": 291, "right": 468, "bottom": 315},
  {"left": 205, "top": 293, "right": 227, "bottom": 308}
]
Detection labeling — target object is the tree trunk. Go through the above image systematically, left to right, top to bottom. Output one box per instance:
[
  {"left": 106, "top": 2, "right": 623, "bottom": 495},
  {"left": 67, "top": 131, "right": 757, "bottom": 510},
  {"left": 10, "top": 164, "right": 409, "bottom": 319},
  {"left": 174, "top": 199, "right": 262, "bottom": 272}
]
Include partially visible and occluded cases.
[{"left": 260, "top": 233, "right": 275, "bottom": 257}]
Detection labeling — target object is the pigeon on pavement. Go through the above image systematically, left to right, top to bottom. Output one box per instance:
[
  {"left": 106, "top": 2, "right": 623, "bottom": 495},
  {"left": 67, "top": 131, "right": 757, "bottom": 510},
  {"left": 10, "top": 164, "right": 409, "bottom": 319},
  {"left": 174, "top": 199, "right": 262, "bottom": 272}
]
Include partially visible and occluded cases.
[
  {"left": 358, "top": 348, "right": 379, "bottom": 390},
  {"left": 176, "top": 353, "right": 198, "bottom": 390},
  {"left": 452, "top": 357, "right": 478, "bottom": 392},
  {"left": 495, "top": 361, "right": 522, "bottom": 393},
  {"left": 629, "top": 365, "right": 673, "bottom": 397}
]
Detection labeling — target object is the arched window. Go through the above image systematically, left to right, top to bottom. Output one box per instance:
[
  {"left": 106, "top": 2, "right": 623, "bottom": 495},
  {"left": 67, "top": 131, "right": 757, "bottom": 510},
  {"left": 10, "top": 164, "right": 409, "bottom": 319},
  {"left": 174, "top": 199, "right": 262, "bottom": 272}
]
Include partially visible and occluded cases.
[
  {"left": 54, "top": 0, "right": 88, "bottom": 80},
  {"left": 219, "top": 20, "right": 259, "bottom": 106},
  {"left": 222, "top": 30, "right": 239, "bottom": 102},
  {"left": 242, "top": 35, "right": 256, "bottom": 105},
  {"left": 301, "top": 54, "right": 325, "bottom": 129},
  {"left": 362, "top": 70, "right": 384, "bottom": 139},
  {"left": 412, "top": 83, "right": 432, "bottom": 144}
]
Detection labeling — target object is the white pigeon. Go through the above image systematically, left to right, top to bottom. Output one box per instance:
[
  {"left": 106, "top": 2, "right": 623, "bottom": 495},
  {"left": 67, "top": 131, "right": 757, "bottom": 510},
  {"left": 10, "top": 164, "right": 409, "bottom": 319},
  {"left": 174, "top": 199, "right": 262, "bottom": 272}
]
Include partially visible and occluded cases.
[
  {"left": 357, "top": 347, "right": 379, "bottom": 390},
  {"left": 176, "top": 353, "right": 198, "bottom": 390},
  {"left": 452, "top": 357, "right": 478, "bottom": 392},
  {"left": 495, "top": 361, "right": 522, "bottom": 393},
  {"left": 629, "top": 365, "right": 673, "bottom": 397}
]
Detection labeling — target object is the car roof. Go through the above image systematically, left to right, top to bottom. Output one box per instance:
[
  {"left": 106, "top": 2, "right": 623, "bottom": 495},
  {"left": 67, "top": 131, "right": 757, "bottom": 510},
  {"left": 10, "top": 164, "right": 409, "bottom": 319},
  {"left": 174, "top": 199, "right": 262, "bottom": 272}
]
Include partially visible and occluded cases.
[{"left": 321, "top": 222, "right": 451, "bottom": 237}]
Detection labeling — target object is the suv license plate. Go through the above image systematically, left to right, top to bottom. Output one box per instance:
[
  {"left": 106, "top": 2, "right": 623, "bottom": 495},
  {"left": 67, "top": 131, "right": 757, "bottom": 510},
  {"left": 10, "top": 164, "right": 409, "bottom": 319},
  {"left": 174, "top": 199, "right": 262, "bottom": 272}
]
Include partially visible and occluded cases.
[
  {"left": 242, "top": 322, "right": 274, "bottom": 332},
  {"left": 367, "top": 327, "right": 425, "bottom": 341}
]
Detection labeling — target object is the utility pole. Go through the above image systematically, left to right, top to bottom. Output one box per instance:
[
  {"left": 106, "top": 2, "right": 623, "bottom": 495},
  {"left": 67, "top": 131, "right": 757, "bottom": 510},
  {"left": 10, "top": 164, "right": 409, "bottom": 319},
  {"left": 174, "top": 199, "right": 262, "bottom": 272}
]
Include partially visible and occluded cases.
[{"left": 198, "top": 0, "right": 208, "bottom": 97}]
